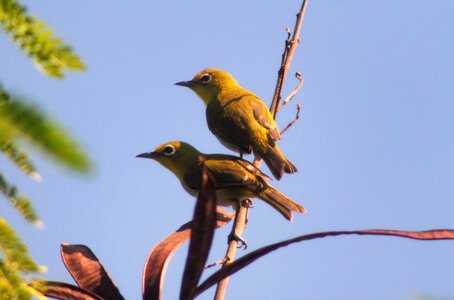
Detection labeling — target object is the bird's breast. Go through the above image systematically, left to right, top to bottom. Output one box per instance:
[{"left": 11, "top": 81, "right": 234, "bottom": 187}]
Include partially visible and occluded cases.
[{"left": 180, "top": 180, "right": 198, "bottom": 197}]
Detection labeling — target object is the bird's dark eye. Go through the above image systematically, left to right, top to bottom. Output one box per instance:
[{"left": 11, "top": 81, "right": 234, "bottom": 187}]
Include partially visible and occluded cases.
[
  {"left": 199, "top": 73, "right": 212, "bottom": 84},
  {"left": 162, "top": 145, "right": 176, "bottom": 156}
]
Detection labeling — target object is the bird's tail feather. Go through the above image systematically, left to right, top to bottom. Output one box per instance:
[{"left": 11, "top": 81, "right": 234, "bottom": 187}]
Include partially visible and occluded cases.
[
  {"left": 261, "top": 145, "right": 297, "bottom": 180},
  {"left": 259, "top": 185, "right": 306, "bottom": 221}
]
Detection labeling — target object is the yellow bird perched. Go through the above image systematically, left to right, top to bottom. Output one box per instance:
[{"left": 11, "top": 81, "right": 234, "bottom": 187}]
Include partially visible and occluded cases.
[
  {"left": 175, "top": 68, "right": 297, "bottom": 180},
  {"left": 136, "top": 141, "right": 305, "bottom": 221}
]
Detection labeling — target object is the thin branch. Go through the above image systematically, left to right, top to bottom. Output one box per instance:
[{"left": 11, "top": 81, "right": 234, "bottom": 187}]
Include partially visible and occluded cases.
[
  {"left": 270, "top": 0, "right": 309, "bottom": 118},
  {"left": 213, "top": 1, "right": 308, "bottom": 299},
  {"left": 277, "top": 72, "right": 304, "bottom": 112},
  {"left": 280, "top": 103, "right": 302, "bottom": 136},
  {"left": 213, "top": 202, "right": 249, "bottom": 300},
  {"left": 205, "top": 258, "right": 228, "bottom": 269}
]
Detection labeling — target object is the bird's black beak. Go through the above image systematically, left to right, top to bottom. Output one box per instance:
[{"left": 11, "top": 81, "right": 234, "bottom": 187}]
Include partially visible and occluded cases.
[
  {"left": 175, "top": 80, "right": 196, "bottom": 87},
  {"left": 136, "top": 152, "right": 156, "bottom": 159}
]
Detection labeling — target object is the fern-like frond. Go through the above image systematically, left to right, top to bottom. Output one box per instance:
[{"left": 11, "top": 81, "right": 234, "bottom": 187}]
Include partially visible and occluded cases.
[
  {"left": 0, "top": 0, "right": 86, "bottom": 78},
  {"left": 0, "top": 87, "right": 91, "bottom": 173},
  {"left": 0, "top": 142, "right": 41, "bottom": 180},
  {"left": 0, "top": 175, "right": 40, "bottom": 225},
  {"left": 0, "top": 218, "right": 40, "bottom": 272},
  {"left": 0, "top": 260, "right": 30, "bottom": 300},
  {"left": 0, "top": 261, "right": 45, "bottom": 300}
]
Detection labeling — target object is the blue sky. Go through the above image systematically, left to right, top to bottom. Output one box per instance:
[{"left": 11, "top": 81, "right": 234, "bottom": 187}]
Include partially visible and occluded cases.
[{"left": 1, "top": 1, "right": 454, "bottom": 299}]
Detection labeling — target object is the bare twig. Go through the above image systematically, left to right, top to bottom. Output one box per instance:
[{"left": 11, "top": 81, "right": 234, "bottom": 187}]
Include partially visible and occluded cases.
[
  {"left": 270, "top": 0, "right": 309, "bottom": 118},
  {"left": 213, "top": 1, "right": 309, "bottom": 299},
  {"left": 278, "top": 72, "right": 304, "bottom": 112},
  {"left": 280, "top": 103, "right": 302, "bottom": 136},
  {"left": 213, "top": 201, "right": 249, "bottom": 300},
  {"left": 205, "top": 258, "right": 229, "bottom": 269}
]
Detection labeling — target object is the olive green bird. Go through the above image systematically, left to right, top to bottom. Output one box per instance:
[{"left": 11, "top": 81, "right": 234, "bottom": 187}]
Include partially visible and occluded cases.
[
  {"left": 175, "top": 68, "right": 297, "bottom": 180},
  {"left": 136, "top": 141, "right": 306, "bottom": 221}
]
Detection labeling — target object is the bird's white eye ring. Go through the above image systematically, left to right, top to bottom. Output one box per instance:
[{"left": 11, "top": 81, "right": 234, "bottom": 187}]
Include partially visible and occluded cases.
[
  {"left": 199, "top": 73, "right": 212, "bottom": 84},
  {"left": 163, "top": 145, "right": 176, "bottom": 156}
]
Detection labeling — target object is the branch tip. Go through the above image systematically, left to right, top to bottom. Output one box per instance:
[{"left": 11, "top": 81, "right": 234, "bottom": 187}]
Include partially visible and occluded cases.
[{"left": 280, "top": 103, "right": 302, "bottom": 136}]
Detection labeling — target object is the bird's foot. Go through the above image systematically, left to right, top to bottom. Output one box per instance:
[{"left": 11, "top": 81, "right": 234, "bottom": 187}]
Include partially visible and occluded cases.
[
  {"left": 241, "top": 199, "right": 253, "bottom": 208},
  {"left": 241, "top": 199, "right": 253, "bottom": 224},
  {"left": 228, "top": 231, "right": 248, "bottom": 250}
]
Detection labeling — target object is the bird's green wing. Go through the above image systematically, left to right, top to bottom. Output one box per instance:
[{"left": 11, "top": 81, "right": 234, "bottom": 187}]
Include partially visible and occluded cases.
[
  {"left": 250, "top": 98, "right": 281, "bottom": 141},
  {"left": 206, "top": 102, "right": 253, "bottom": 154},
  {"left": 204, "top": 154, "right": 272, "bottom": 180},
  {"left": 183, "top": 156, "right": 267, "bottom": 191},
  {"left": 207, "top": 158, "right": 266, "bottom": 189},
  {"left": 234, "top": 159, "right": 272, "bottom": 181}
]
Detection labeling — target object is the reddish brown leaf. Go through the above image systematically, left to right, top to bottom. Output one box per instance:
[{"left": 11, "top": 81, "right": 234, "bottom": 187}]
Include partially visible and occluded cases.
[
  {"left": 179, "top": 163, "right": 217, "bottom": 300},
  {"left": 142, "top": 207, "right": 233, "bottom": 300},
  {"left": 142, "top": 221, "right": 192, "bottom": 300},
  {"left": 195, "top": 229, "right": 454, "bottom": 297},
  {"left": 60, "top": 243, "right": 124, "bottom": 300},
  {"left": 41, "top": 281, "right": 103, "bottom": 300}
]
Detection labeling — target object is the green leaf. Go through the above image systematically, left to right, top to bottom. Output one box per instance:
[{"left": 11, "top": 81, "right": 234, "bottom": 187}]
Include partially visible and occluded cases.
[
  {"left": 0, "top": 0, "right": 86, "bottom": 78},
  {"left": 0, "top": 87, "right": 91, "bottom": 173},
  {"left": 0, "top": 141, "right": 40, "bottom": 180},
  {"left": 0, "top": 174, "right": 41, "bottom": 225},
  {"left": 0, "top": 218, "right": 41, "bottom": 273},
  {"left": 0, "top": 219, "right": 44, "bottom": 299},
  {"left": 0, "top": 260, "right": 30, "bottom": 300},
  {"left": 0, "top": 261, "right": 45, "bottom": 300}
]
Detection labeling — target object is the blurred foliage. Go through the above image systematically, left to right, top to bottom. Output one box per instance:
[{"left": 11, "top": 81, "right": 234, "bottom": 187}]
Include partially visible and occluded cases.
[
  {"left": 0, "top": 0, "right": 86, "bottom": 78},
  {"left": 1, "top": 0, "right": 88, "bottom": 298},
  {"left": 0, "top": 86, "right": 90, "bottom": 298},
  {"left": 0, "top": 89, "right": 91, "bottom": 172},
  {"left": 0, "top": 142, "right": 39, "bottom": 179},
  {"left": 0, "top": 174, "right": 40, "bottom": 225},
  {"left": 0, "top": 219, "right": 46, "bottom": 299}
]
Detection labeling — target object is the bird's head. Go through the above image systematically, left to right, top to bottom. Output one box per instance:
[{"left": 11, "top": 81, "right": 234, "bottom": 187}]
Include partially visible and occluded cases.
[
  {"left": 175, "top": 68, "right": 239, "bottom": 105},
  {"left": 136, "top": 141, "right": 201, "bottom": 178}
]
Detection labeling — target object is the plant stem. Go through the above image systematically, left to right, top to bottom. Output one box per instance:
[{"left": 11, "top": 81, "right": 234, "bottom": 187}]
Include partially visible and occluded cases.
[
  {"left": 270, "top": 0, "right": 308, "bottom": 118},
  {"left": 213, "top": 1, "right": 308, "bottom": 299},
  {"left": 213, "top": 206, "right": 248, "bottom": 300}
]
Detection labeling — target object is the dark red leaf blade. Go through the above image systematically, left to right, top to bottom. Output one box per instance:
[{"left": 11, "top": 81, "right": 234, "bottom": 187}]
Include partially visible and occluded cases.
[
  {"left": 179, "top": 162, "right": 217, "bottom": 300},
  {"left": 142, "top": 208, "right": 233, "bottom": 300},
  {"left": 142, "top": 221, "right": 192, "bottom": 300},
  {"left": 195, "top": 229, "right": 454, "bottom": 297},
  {"left": 60, "top": 243, "right": 124, "bottom": 300},
  {"left": 41, "top": 281, "right": 103, "bottom": 300}
]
